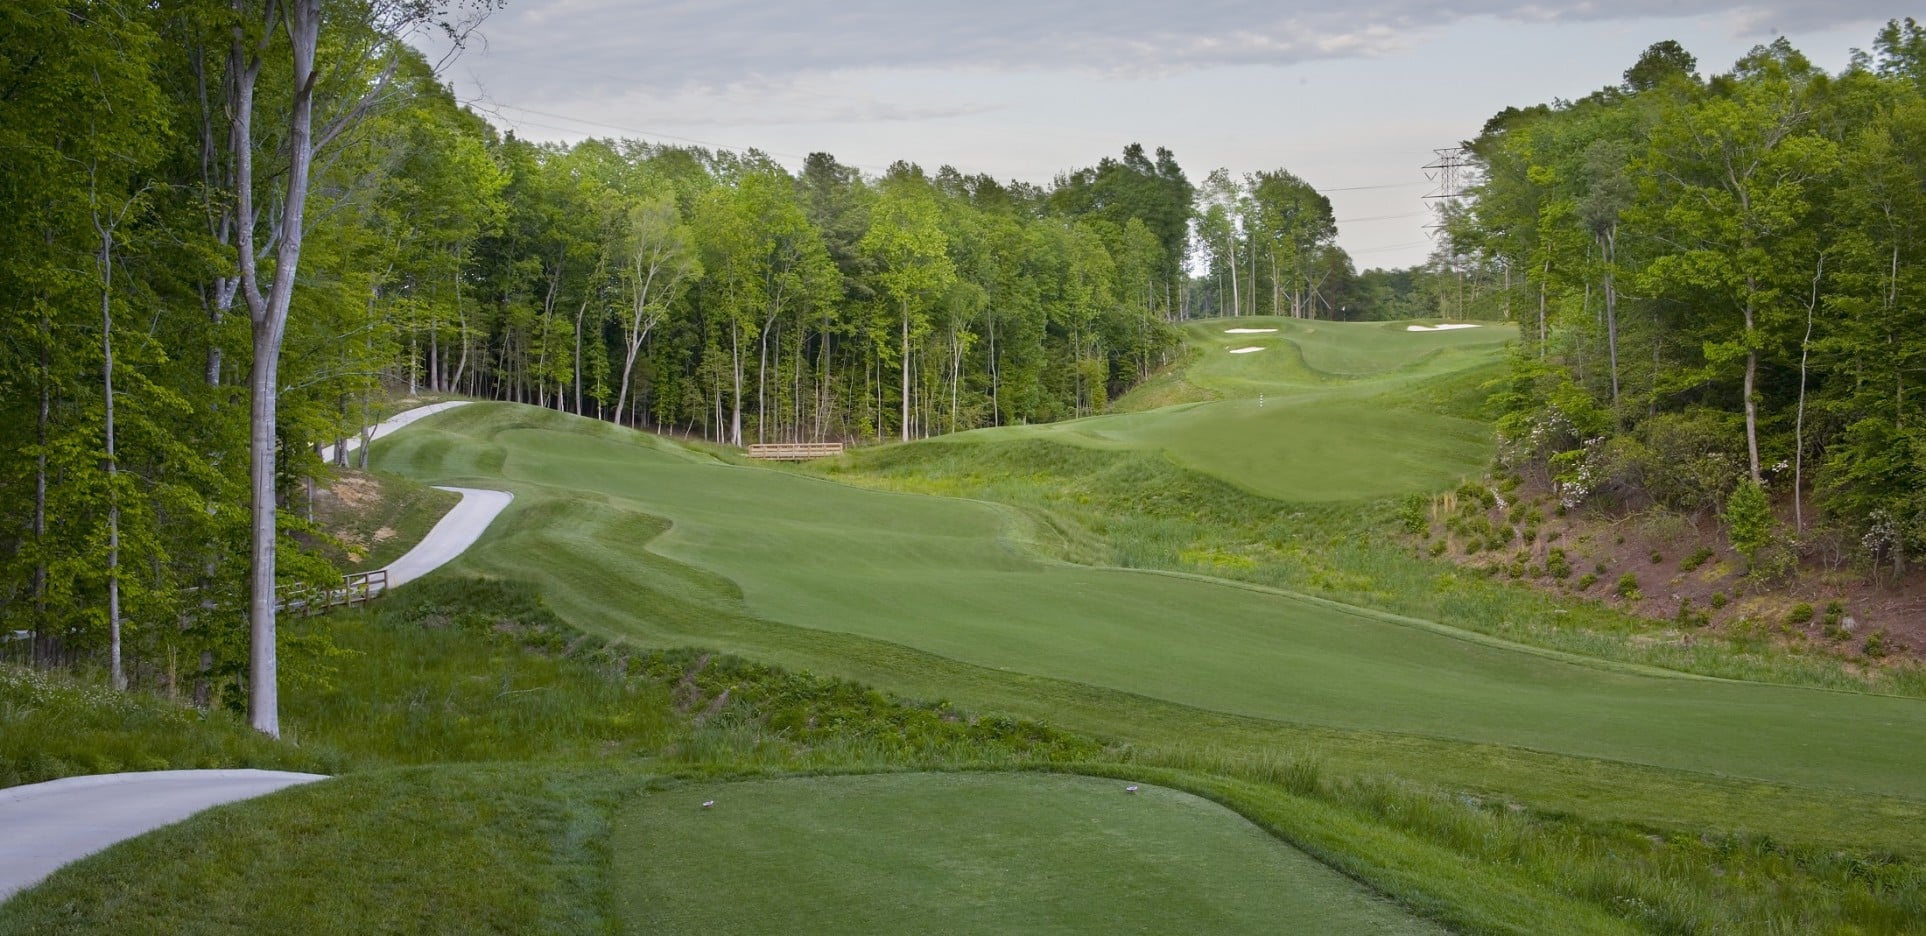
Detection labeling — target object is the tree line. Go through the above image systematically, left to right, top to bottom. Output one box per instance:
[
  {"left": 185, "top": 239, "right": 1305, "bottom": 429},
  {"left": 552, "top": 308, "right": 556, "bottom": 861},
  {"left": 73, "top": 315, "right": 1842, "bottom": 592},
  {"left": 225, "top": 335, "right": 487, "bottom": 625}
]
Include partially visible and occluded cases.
[
  {"left": 4, "top": 0, "right": 1383, "bottom": 716},
  {"left": 1437, "top": 22, "right": 1926, "bottom": 580}
]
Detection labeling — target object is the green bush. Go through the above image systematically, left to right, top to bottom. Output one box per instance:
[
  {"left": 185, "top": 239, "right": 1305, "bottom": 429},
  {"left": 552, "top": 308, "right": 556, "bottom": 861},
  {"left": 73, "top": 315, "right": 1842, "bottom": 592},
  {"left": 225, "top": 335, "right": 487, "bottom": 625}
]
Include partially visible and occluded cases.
[
  {"left": 1724, "top": 481, "right": 1774, "bottom": 567},
  {"left": 1397, "top": 493, "right": 1430, "bottom": 536},
  {"left": 1680, "top": 547, "right": 1716, "bottom": 572},
  {"left": 1545, "top": 548, "right": 1573, "bottom": 579},
  {"left": 1650, "top": 550, "right": 1665, "bottom": 564},
  {"left": 1576, "top": 572, "right": 1598, "bottom": 590},
  {"left": 1615, "top": 573, "right": 1641, "bottom": 601},
  {"left": 1710, "top": 592, "right": 1728, "bottom": 610},
  {"left": 1786, "top": 603, "right": 1815, "bottom": 625},
  {"left": 1864, "top": 632, "right": 1889, "bottom": 659}
]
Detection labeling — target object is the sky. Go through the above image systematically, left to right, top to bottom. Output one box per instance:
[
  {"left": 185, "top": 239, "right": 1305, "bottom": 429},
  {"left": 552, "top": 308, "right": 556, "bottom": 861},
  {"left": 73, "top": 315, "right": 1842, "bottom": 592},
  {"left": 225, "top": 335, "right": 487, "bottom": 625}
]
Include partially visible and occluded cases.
[{"left": 420, "top": 2, "right": 1911, "bottom": 271}]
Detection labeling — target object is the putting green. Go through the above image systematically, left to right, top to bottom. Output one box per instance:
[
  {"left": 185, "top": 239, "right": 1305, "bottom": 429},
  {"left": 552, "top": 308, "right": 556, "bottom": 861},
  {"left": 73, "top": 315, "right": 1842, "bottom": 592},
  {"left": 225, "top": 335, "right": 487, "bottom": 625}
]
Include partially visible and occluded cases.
[
  {"left": 937, "top": 317, "right": 1516, "bottom": 501},
  {"left": 371, "top": 404, "right": 1926, "bottom": 800},
  {"left": 614, "top": 772, "right": 1445, "bottom": 935}
]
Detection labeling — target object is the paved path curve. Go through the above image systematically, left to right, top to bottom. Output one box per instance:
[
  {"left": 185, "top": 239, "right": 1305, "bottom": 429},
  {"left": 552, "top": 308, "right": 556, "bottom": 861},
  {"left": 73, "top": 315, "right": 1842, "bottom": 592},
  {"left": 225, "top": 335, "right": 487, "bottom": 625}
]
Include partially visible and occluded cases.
[
  {"left": 319, "top": 400, "right": 470, "bottom": 463},
  {"left": 2, "top": 403, "right": 511, "bottom": 905},
  {"left": 381, "top": 485, "right": 515, "bottom": 589},
  {"left": 0, "top": 770, "right": 327, "bottom": 900}
]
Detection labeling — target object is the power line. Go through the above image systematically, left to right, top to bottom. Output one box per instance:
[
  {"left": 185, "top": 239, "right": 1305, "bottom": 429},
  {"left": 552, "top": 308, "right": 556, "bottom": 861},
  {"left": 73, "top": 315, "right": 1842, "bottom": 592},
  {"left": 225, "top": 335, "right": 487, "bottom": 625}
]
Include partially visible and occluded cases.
[
  {"left": 471, "top": 100, "right": 899, "bottom": 173},
  {"left": 1421, "top": 146, "right": 1471, "bottom": 238},
  {"left": 1319, "top": 182, "right": 1429, "bottom": 193},
  {"left": 1334, "top": 212, "right": 1427, "bottom": 224}
]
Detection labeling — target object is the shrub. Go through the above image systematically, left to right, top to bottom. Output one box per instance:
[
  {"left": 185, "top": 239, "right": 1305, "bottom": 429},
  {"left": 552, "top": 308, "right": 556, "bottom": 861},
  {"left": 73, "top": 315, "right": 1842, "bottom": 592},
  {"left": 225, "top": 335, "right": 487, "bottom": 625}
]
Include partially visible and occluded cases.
[
  {"left": 1724, "top": 480, "right": 1774, "bottom": 566},
  {"left": 1397, "top": 493, "right": 1430, "bottom": 536},
  {"left": 1428, "top": 540, "right": 1448, "bottom": 557},
  {"left": 1680, "top": 547, "right": 1716, "bottom": 572},
  {"left": 1545, "top": 548, "right": 1573, "bottom": 579},
  {"left": 1650, "top": 550, "right": 1664, "bottom": 564},
  {"left": 1576, "top": 572, "right": 1598, "bottom": 590},
  {"left": 1615, "top": 573, "right": 1640, "bottom": 601},
  {"left": 1709, "top": 592, "right": 1728, "bottom": 610},
  {"left": 1823, "top": 600, "right": 1845, "bottom": 626},
  {"left": 1786, "top": 603, "right": 1814, "bottom": 625},
  {"left": 1863, "top": 631, "right": 1889, "bottom": 659}
]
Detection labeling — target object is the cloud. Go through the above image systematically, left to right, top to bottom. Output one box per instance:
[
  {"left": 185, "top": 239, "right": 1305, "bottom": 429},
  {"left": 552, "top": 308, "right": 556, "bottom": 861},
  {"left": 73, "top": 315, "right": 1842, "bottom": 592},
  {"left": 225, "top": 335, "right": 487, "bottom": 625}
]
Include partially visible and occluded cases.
[{"left": 457, "top": 0, "right": 1900, "bottom": 97}]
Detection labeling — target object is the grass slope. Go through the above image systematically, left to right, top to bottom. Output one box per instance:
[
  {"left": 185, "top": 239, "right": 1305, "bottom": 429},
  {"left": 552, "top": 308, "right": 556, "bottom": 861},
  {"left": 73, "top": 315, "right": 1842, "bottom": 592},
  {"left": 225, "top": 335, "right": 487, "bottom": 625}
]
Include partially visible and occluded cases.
[
  {"left": 958, "top": 317, "right": 1515, "bottom": 501},
  {"left": 368, "top": 403, "right": 1926, "bottom": 801},
  {"left": 6, "top": 585, "right": 1916, "bottom": 934},
  {"left": 0, "top": 765, "right": 631, "bottom": 935},
  {"left": 615, "top": 772, "right": 1444, "bottom": 935}
]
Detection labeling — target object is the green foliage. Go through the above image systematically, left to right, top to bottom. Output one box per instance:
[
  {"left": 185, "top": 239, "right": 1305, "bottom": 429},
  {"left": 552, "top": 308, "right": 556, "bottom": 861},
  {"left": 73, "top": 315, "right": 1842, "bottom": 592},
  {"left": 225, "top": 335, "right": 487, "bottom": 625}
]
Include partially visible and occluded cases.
[
  {"left": 1724, "top": 481, "right": 1775, "bottom": 566},
  {"left": 1397, "top": 493, "right": 1431, "bottom": 536},
  {"left": 1681, "top": 547, "right": 1716, "bottom": 572},
  {"left": 1546, "top": 548, "right": 1573, "bottom": 579},
  {"left": 1615, "top": 573, "right": 1641, "bottom": 600},
  {"left": 1787, "top": 602, "right": 1815, "bottom": 625},
  {"left": 1864, "top": 631, "right": 1890, "bottom": 658}
]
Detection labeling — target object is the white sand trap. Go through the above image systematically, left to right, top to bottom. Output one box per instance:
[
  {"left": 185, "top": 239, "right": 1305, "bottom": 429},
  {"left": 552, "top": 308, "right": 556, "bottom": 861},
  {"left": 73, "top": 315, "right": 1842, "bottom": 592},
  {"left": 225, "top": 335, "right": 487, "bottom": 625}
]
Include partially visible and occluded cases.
[
  {"left": 1406, "top": 323, "right": 1483, "bottom": 332},
  {"left": 1223, "top": 327, "right": 1279, "bottom": 334},
  {"left": 1229, "top": 346, "right": 1266, "bottom": 354}
]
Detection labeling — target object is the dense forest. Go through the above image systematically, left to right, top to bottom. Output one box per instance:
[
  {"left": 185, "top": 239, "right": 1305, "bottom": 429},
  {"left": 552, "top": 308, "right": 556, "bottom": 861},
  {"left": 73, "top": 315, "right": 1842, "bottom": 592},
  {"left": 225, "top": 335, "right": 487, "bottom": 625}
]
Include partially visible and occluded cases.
[
  {"left": 0, "top": 0, "right": 1373, "bottom": 709},
  {"left": 1431, "top": 22, "right": 1926, "bottom": 583}
]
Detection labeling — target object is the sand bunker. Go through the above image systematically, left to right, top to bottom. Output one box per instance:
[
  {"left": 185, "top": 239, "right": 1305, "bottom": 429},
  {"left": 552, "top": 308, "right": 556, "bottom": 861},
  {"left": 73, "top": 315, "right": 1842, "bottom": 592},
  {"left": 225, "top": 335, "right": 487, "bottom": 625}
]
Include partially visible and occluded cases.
[
  {"left": 1406, "top": 323, "right": 1482, "bottom": 332},
  {"left": 1224, "top": 328, "right": 1279, "bottom": 334},
  {"left": 1229, "top": 346, "right": 1266, "bottom": 354}
]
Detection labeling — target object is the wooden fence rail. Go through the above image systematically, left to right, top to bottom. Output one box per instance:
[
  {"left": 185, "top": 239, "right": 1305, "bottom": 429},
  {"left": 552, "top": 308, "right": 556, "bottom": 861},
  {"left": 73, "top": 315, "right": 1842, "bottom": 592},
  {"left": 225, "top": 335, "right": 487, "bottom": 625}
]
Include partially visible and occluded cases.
[
  {"left": 745, "top": 442, "right": 846, "bottom": 461},
  {"left": 276, "top": 568, "right": 389, "bottom": 617}
]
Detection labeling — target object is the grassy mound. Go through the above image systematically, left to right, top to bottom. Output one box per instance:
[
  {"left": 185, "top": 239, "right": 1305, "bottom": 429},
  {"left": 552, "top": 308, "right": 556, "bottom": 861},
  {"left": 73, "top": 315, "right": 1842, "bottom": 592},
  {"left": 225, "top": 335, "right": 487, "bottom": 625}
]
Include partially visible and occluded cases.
[
  {"left": 936, "top": 317, "right": 1516, "bottom": 502},
  {"left": 614, "top": 772, "right": 1444, "bottom": 935}
]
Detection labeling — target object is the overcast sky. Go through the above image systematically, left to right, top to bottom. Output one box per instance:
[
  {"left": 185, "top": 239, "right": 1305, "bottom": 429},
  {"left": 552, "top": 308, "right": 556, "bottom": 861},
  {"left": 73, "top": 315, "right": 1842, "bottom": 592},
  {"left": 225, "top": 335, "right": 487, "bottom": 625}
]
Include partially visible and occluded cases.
[{"left": 425, "top": 2, "right": 1908, "bottom": 270}]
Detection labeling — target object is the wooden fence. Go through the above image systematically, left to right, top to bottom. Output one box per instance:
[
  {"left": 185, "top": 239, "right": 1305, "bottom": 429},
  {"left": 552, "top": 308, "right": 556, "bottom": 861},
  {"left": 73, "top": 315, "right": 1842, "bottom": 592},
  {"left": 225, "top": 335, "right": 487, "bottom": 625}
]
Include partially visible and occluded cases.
[
  {"left": 745, "top": 442, "right": 846, "bottom": 461},
  {"left": 276, "top": 568, "right": 389, "bottom": 617}
]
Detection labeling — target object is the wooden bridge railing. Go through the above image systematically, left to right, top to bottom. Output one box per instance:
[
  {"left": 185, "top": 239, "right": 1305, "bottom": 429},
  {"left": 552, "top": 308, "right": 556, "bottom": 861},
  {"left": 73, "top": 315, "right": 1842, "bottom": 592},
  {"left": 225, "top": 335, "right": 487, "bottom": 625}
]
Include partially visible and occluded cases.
[
  {"left": 745, "top": 442, "right": 846, "bottom": 461},
  {"left": 276, "top": 568, "right": 389, "bottom": 617}
]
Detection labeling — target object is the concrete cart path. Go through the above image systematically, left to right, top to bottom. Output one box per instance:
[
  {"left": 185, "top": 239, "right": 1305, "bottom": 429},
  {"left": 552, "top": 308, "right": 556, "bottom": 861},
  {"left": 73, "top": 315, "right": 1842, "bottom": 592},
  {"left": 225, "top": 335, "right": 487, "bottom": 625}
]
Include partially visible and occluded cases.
[
  {"left": 319, "top": 400, "right": 469, "bottom": 463},
  {"left": 380, "top": 485, "right": 515, "bottom": 589},
  {"left": 0, "top": 770, "right": 327, "bottom": 900}
]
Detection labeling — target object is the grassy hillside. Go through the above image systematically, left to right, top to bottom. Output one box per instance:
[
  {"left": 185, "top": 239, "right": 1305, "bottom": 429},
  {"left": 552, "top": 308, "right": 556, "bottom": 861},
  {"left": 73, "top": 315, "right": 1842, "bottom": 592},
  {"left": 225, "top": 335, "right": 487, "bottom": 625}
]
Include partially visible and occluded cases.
[{"left": 361, "top": 402, "right": 1926, "bottom": 802}]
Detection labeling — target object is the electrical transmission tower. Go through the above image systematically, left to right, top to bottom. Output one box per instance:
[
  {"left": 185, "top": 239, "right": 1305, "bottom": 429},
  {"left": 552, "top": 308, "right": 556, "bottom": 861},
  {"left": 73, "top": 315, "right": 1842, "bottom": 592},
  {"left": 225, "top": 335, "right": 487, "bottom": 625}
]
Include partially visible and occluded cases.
[
  {"left": 1421, "top": 146, "right": 1470, "bottom": 238},
  {"left": 1423, "top": 146, "right": 1475, "bottom": 319}
]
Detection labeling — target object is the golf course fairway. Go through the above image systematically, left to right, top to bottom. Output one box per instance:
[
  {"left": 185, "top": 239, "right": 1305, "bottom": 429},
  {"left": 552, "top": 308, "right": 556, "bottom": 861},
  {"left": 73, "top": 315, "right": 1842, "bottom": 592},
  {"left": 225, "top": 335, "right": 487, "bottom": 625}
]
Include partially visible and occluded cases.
[
  {"left": 958, "top": 317, "right": 1515, "bottom": 501},
  {"left": 369, "top": 402, "right": 1926, "bottom": 799},
  {"left": 615, "top": 772, "right": 1445, "bottom": 934}
]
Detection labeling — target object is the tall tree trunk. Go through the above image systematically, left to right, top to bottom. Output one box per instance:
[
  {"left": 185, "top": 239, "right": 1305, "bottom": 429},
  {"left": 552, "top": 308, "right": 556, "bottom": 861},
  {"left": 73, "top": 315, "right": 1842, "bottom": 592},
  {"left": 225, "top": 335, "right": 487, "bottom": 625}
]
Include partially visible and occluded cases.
[
  {"left": 237, "top": 0, "right": 326, "bottom": 739},
  {"left": 96, "top": 197, "right": 126, "bottom": 691},
  {"left": 1602, "top": 226, "right": 1621, "bottom": 408},
  {"left": 1225, "top": 234, "right": 1239, "bottom": 317},
  {"left": 1794, "top": 254, "right": 1823, "bottom": 532},
  {"left": 1742, "top": 287, "right": 1762, "bottom": 485},
  {"left": 900, "top": 301, "right": 911, "bottom": 442},
  {"left": 33, "top": 311, "right": 51, "bottom": 664},
  {"left": 729, "top": 320, "right": 743, "bottom": 446}
]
